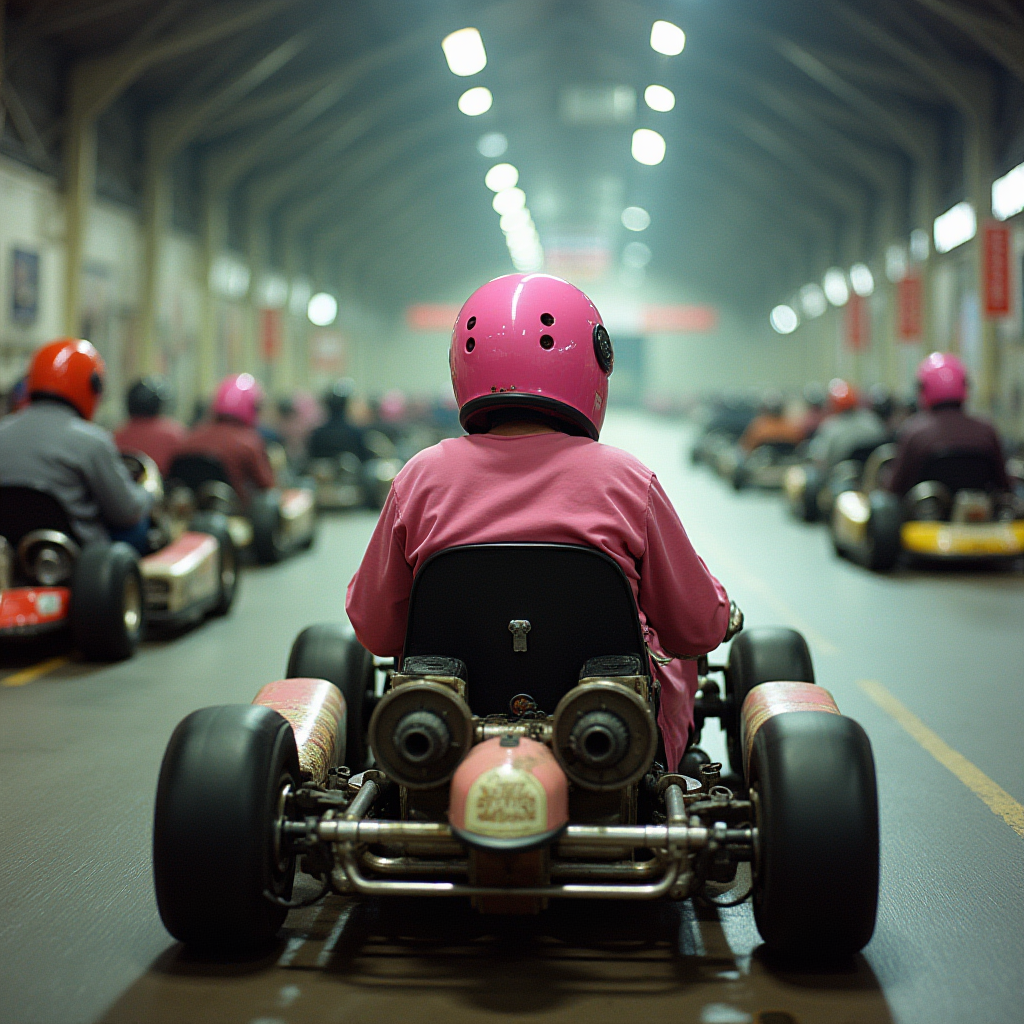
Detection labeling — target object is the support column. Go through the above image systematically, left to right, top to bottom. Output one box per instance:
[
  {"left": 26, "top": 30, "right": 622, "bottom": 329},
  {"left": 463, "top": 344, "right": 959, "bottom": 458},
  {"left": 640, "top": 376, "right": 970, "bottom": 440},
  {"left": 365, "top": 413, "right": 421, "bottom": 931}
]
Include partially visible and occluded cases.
[
  {"left": 63, "top": 92, "right": 97, "bottom": 336},
  {"left": 137, "top": 153, "right": 171, "bottom": 374},
  {"left": 198, "top": 196, "right": 227, "bottom": 399}
]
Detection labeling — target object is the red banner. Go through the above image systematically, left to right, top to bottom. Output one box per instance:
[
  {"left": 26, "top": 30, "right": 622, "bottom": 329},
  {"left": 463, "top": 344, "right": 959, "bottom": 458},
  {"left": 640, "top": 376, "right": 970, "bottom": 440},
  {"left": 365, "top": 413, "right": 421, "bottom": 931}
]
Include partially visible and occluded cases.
[
  {"left": 983, "top": 221, "right": 1011, "bottom": 317},
  {"left": 896, "top": 274, "right": 923, "bottom": 341},
  {"left": 845, "top": 293, "right": 870, "bottom": 350},
  {"left": 406, "top": 304, "right": 461, "bottom": 332},
  {"left": 642, "top": 304, "right": 718, "bottom": 333},
  {"left": 260, "top": 308, "right": 282, "bottom": 361}
]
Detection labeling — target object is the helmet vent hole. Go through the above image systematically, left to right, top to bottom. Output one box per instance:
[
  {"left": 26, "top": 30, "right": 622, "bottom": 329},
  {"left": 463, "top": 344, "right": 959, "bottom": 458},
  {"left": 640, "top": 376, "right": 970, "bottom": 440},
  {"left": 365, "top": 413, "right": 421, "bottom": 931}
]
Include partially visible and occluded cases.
[
  {"left": 540, "top": 312, "right": 555, "bottom": 326},
  {"left": 466, "top": 316, "right": 477, "bottom": 329},
  {"left": 540, "top": 334, "right": 554, "bottom": 350},
  {"left": 466, "top": 338, "right": 475, "bottom": 352}
]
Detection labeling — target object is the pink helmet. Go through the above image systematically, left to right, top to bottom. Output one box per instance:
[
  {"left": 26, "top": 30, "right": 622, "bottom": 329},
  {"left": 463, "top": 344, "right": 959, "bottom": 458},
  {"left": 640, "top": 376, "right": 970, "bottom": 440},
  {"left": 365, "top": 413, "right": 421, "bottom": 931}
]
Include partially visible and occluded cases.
[
  {"left": 450, "top": 274, "right": 612, "bottom": 439},
  {"left": 917, "top": 352, "right": 967, "bottom": 409},
  {"left": 213, "top": 373, "right": 264, "bottom": 427}
]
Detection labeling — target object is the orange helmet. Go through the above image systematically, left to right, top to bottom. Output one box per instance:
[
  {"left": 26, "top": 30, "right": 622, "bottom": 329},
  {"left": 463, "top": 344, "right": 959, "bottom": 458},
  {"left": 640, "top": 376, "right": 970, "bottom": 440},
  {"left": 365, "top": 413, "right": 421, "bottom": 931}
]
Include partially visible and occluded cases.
[
  {"left": 27, "top": 338, "right": 105, "bottom": 420},
  {"left": 827, "top": 377, "right": 859, "bottom": 414}
]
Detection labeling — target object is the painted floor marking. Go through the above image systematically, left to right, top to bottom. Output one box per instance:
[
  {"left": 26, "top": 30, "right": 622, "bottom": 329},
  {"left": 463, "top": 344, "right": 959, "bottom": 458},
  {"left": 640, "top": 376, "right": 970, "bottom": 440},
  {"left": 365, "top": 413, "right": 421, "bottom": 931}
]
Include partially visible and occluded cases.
[
  {"left": 699, "top": 537, "right": 841, "bottom": 656},
  {"left": 1, "top": 656, "right": 70, "bottom": 688},
  {"left": 859, "top": 679, "right": 1024, "bottom": 839}
]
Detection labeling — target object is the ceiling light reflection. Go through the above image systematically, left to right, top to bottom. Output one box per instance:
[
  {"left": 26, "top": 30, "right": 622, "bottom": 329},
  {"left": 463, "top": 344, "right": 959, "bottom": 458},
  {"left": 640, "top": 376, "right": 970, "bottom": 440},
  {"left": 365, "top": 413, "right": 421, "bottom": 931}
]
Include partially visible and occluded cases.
[
  {"left": 650, "top": 20, "right": 686, "bottom": 56},
  {"left": 442, "top": 28, "right": 487, "bottom": 76},
  {"left": 644, "top": 85, "right": 675, "bottom": 112},
  {"left": 458, "top": 86, "right": 492, "bottom": 116},
  {"left": 631, "top": 128, "right": 666, "bottom": 165},
  {"left": 485, "top": 163, "right": 519, "bottom": 192},
  {"left": 621, "top": 206, "right": 651, "bottom": 231},
  {"left": 770, "top": 305, "right": 798, "bottom": 334}
]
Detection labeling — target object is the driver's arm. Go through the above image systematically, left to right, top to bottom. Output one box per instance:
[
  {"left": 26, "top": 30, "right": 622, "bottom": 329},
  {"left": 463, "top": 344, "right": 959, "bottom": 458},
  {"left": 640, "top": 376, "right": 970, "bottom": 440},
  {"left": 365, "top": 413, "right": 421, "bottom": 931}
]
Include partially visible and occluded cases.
[
  {"left": 82, "top": 430, "right": 153, "bottom": 528},
  {"left": 638, "top": 475, "right": 730, "bottom": 657},
  {"left": 346, "top": 485, "right": 410, "bottom": 658}
]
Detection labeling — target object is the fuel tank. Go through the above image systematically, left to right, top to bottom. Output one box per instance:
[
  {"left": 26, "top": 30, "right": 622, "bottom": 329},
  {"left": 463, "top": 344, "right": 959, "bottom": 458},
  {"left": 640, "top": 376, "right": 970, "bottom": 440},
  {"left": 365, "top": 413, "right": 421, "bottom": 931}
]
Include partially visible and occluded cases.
[
  {"left": 252, "top": 678, "right": 345, "bottom": 785},
  {"left": 449, "top": 735, "right": 569, "bottom": 851}
]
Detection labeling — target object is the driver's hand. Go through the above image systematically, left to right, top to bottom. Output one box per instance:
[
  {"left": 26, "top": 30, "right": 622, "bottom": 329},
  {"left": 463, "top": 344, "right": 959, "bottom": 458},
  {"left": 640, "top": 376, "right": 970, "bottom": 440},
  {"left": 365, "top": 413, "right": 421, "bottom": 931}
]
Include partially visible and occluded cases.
[{"left": 724, "top": 600, "right": 744, "bottom": 641}]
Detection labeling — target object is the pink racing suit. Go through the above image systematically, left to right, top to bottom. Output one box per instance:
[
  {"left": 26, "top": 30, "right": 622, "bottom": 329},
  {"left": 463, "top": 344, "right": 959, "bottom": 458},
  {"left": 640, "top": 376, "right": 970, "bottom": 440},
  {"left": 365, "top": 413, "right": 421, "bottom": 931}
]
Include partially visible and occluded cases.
[{"left": 346, "top": 431, "right": 730, "bottom": 771}]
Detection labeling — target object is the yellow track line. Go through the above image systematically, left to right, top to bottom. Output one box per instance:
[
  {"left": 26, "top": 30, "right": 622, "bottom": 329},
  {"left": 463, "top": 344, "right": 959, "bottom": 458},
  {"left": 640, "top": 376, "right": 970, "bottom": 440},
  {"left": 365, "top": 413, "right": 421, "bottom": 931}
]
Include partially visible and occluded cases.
[
  {"left": 1, "top": 656, "right": 70, "bottom": 688},
  {"left": 859, "top": 679, "right": 1024, "bottom": 839}
]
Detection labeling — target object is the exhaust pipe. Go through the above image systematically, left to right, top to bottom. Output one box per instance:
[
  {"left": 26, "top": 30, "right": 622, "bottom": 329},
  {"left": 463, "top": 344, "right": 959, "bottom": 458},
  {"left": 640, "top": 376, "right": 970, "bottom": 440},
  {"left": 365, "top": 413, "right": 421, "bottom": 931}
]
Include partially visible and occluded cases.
[{"left": 369, "top": 681, "right": 473, "bottom": 788}]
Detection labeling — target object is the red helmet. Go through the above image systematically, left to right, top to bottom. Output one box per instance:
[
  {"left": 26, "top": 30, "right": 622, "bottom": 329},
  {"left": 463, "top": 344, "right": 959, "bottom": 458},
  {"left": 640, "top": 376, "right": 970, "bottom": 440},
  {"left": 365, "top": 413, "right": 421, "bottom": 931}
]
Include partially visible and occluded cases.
[
  {"left": 450, "top": 274, "right": 612, "bottom": 439},
  {"left": 27, "top": 338, "right": 105, "bottom": 420},
  {"left": 917, "top": 352, "right": 966, "bottom": 408},
  {"left": 213, "top": 373, "right": 263, "bottom": 427},
  {"left": 827, "top": 378, "right": 859, "bottom": 414}
]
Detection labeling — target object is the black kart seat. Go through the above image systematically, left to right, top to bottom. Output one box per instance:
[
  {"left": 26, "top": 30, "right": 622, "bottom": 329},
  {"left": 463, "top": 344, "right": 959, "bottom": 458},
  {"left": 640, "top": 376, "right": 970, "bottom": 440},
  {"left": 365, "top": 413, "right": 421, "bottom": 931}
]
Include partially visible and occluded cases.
[
  {"left": 916, "top": 450, "right": 1006, "bottom": 494},
  {"left": 167, "top": 454, "right": 232, "bottom": 491},
  {"left": 0, "top": 486, "right": 79, "bottom": 548},
  {"left": 403, "top": 544, "right": 648, "bottom": 717}
]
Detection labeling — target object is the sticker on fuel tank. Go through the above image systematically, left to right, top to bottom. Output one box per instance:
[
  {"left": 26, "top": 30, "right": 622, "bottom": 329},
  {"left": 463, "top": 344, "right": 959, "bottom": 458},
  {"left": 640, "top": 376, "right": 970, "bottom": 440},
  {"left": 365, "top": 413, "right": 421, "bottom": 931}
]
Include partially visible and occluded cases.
[{"left": 465, "top": 763, "right": 547, "bottom": 837}]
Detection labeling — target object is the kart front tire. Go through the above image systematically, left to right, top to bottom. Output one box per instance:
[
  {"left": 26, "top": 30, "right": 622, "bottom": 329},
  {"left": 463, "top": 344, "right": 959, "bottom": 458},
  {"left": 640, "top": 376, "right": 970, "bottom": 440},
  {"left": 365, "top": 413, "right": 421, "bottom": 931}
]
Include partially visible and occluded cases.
[
  {"left": 251, "top": 491, "right": 285, "bottom": 564},
  {"left": 864, "top": 491, "right": 901, "bottom": 572},
  {"left": 190, "top": 511, "right": 239, "bottom": 615},
  {"left": 70, "top": 542, "right": 144, "bottom": 661},
  {"left": 286, "top": 623, "right": 372, "bottom": 770},
  {"left": 725, "top": 627, "right": 815, "bottom": 775},
  {"left": 153, "top": 704, "right": 299, "bottom": 949},
  {"left": 749, "top": 710, "right": 879, "bottom": 958}
]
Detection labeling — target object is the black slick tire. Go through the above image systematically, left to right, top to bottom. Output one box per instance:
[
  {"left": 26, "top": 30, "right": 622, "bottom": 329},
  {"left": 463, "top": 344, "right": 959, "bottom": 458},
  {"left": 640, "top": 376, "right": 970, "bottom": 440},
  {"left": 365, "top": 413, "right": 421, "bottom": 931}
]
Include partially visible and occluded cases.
[
  {"left": 251, "top": 491, "right": 284, "bottom": 564},
  {"left": 864, "top": 491, "right": 901, "bottom": 572},
  {"left": 190, "top": 511, "right": 239, "bottom": 615},
  {"left": 70, "top": 542, "right": 144, "bottom": 661},
  {"left": 286, "top": 623, "right": 372, "bottom": 770},
  {"left": 724, "top": 627, "right": 815, "bottom": 775},
  {"left": 153, "top": 704, "right": 299, "bottom": 949},
  {"left": 749, "top": 710, "right": 879, "bottom": 958}
]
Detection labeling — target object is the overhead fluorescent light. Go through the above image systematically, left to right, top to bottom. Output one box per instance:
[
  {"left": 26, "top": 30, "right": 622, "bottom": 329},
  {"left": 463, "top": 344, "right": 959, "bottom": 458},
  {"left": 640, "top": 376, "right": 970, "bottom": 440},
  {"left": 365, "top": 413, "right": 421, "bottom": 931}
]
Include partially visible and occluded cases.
[
  {"left": 650, "top": 20, "right": 685, "bottom": 56},
  {"left": 441, "top": 28, "right": 487, "bottom": 76},
  {"left": 644, "top": 85, "right": 675, "bottom": 112},
  {"left": 458, "top": 87, "right": 492, "bottom": 116},
  {"left": 631, "top": 128, "right": 666, "bottom": 166},
  {"left": 477, "top": 132, "right": 507, "bottom": 157},
  {"left": 992, "top": 161, "right": 1024, "bottom": 221},
  {"left": 485, "top": 163, "right": 518, "bottom": 192},
  {"left": 492, "top": 187, "right": 526, "bottom": 215},
  {"left": 933, "top": 201, "right": 976, "bottom": 254},
  {"left": 621, "top": 206, "right": 651, "bottom": 231},
  {"left": 623, "top": 242, "right": 652, "bottom": 269},
  {"left": 849, "top": 263, "right": 875, "bottom": 297},
  {"left": 823, "top": 267, "right": 849, "bottom": 307},
  {"left": 799, "top": 283, "right": 827, "bottom": 318},
  {"left": 307, "top": 292, "right": 338, "bottom": 327},
  {"left": 770, "top": 305, "right": 798, "bottom": 334}
]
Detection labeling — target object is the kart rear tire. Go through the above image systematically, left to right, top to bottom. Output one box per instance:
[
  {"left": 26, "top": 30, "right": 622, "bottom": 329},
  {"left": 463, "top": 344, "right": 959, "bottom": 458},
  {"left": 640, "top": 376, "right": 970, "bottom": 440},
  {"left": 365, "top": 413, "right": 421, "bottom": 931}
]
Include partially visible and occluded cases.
[
  {"left": 799, "top": 466, "right": 823, "bottom": 522},
  {"left": 251, "top": 491, "right": 285, "bottom": 564},
  {"left": 864, "top": 491, "right": 901, "bottom": 572},
  {"left": 190, "top": 511, "right": 239, "bottom": 615},
  {"left": 70, "top": 542, "right": 144, "bottom": 661},
  {"left": 287, "top": 623, "right": 372, "bottom": 770},
  {"left": 725, "top": 628, "right": 815, "bottom": 775},
  {"left": 153, "top": 704, "right": 299, "bottom": 949},
  {"left": 749, "top": 710, "right": 879, "bottom": 958}
]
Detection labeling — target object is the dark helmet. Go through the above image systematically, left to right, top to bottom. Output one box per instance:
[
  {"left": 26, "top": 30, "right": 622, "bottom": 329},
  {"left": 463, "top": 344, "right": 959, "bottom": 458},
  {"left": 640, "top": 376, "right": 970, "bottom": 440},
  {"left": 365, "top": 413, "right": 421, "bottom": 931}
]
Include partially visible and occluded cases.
[
  {"left": 127, "top": 376, "right": 172, "bottom": 418},
  {"left": 325, "top": 378, "right": 354, "bottom": 417},
  {"left": 802, "top": 382, "right": 826, "bottom": 410},
  {"left": 867, "top": 383, "right": 893, "bottom": 421},
  {"left": 760, "top": 390, "right": 785, "bottom": 419}
]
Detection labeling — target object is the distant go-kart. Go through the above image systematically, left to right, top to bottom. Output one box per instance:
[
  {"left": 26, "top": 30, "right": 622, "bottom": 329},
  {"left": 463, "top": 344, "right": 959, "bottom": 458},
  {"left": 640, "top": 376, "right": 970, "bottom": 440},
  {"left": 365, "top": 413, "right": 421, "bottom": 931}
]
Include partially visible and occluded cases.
[
  {"left": 308, "top": 431, "right": 403, "bottom": 512},
  {"left": 720, "top": 441, "right": 802, "bottom": 491},
  {"left": 784, "top": 442, "right": 885, "bottom": 523},
  {"left": 831, "top": 448, "right": 1024, "bottom": 571},
  {"left": 0, "top": 453, "right": 237, "bottom": 660},
  {"left": 167, "top": 453, "right": 316, "bottom": 564},
  {"left": 153, "top": 543, "right": 879, "bottom": 959}
]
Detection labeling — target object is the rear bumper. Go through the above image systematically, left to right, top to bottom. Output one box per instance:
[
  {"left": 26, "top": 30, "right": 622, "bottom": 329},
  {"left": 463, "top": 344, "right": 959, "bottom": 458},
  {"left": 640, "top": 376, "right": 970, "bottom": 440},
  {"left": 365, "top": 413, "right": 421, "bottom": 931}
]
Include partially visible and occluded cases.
[
  {"left": 901, "top": 521, "right": 1024, "bottom": 558},
  {"left": 0, "top": 587, "right": 70, "bottom": 637}
]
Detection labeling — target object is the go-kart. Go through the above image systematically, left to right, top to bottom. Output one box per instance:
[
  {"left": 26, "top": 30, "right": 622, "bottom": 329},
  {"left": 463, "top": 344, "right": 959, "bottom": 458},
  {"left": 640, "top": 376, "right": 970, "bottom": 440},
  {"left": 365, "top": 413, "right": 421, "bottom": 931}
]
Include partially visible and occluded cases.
[
  {"left": 689, "top": 397, "right": 757, "bottom": 468},
  {"left": 308, "top": 431, "right": 403, "bottom": 512},
  {"left": 718, "top": 441, "right": 803, "bottom": 491},
  {"left": 784, "top": 442, "right": 884, "bottom": 523},
  {"left": 831, "top": 448, "right": 1024, "bottom": 571},
  {"left": 167, "top": 453, "right": 316, "bottom": 564},
  {"left": 0, "top": 454, "right": 237, "bottom": 660},
  {"left": 153, "top": 543, "right": 879, "bottom": 959}
]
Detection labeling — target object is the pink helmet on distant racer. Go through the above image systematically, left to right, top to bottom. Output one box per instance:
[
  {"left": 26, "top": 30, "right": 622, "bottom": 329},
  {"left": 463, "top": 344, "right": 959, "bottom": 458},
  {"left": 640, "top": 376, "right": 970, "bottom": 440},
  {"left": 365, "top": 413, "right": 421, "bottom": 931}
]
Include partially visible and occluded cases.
[
  {"left": 450, "top": 273, "right": 613, "bottom": 440},
  {"left": 917, "top": 352, "right": 967, "bottom": 409},
  {"left": 213, "top": 373, "right": 264, "bottom": 427}
]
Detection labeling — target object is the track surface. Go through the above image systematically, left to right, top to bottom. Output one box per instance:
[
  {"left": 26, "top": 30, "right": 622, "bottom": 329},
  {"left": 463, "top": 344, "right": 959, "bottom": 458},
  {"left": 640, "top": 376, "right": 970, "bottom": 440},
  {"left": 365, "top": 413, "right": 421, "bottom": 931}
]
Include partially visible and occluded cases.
[{"left": 1, "top": 411, "right": 1021, "bottom": 1024}]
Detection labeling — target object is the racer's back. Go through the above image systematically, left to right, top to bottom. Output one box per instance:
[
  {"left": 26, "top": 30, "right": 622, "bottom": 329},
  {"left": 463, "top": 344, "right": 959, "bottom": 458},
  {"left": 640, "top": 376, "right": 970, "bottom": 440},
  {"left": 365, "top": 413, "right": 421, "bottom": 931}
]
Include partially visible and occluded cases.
[
  {"left": 0, "top": 400, "right": 150, "bottom": 543},
  {"left": 888, "top": 406, "right": 1008, "bottom": 496},
  {"left": 811, "top": 408, "right": 888, "bottom": 469},
  {"left": 115, "top": 415, "right": 187, "bottom": 475},
  {"left": 307, "top": 416, "right": 368, "bottom": 461},
  {"left": 177, "top": 418, "right": 274, "bottom": 502}
]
